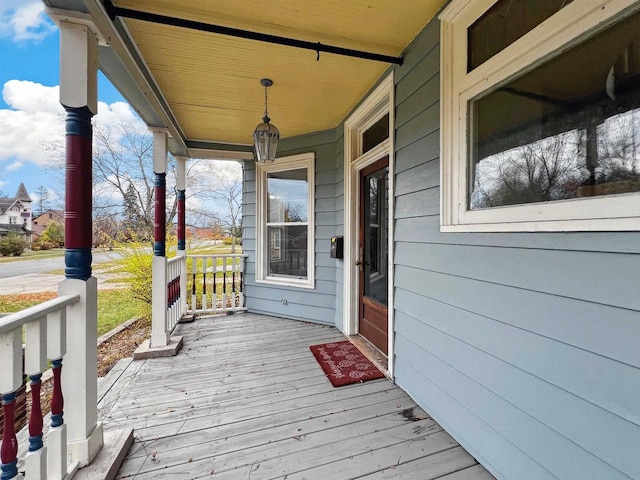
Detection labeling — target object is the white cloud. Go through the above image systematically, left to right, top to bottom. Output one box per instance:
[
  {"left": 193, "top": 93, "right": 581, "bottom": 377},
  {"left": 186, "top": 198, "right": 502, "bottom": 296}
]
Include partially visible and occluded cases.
[
  {"left": 0, "top": 0, "right": 56, "bottom": 43},
  {"left": 0, "top": 80, "right": 143, "bottom": 168},
  {"left": 0, "top": 80, "right": 63, "bottom": 167},
  {"left": 5, "top": 161, "right": 22, "bottom": 172}
]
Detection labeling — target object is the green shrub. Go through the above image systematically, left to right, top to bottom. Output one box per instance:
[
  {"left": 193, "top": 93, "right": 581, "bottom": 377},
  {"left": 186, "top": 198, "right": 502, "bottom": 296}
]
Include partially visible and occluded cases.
[
  {"left": 40, "top": 222, "right": 64, "bottom": 247},
  {"left": 0, "top": 234, "right": 27, "bottom": 256},
  {"left": 222, "top": 237, "right": 241, "bottom": 246},
  {"left": 32, "top": 241, "right": 55, "bottom": 251},
  {"left": 116, "top": 246, "right": 153, "bottom": 320}
]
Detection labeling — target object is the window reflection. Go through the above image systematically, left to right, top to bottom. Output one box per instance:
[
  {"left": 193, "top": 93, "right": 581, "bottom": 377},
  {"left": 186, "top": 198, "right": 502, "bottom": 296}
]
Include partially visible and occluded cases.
[
  {"left": 471, "top": 8, "right": 640, "bottom": 209},
  {"left": 267, "top": 168, "right": 309, "bottom": 278},
  {"left": 363, "top": 168, "right": 388, "bottom": 306}
]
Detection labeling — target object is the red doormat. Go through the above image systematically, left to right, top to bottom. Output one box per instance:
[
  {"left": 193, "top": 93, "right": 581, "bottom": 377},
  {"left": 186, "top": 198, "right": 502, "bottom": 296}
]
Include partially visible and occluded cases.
[{"left": 309, "top": 341, "right": 384, "bottom": 387}]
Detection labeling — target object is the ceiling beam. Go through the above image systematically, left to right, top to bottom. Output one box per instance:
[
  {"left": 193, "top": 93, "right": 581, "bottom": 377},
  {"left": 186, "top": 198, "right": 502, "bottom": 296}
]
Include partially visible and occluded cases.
[{"left": 103, "top": 0, "right": 404, "bottom": 66}]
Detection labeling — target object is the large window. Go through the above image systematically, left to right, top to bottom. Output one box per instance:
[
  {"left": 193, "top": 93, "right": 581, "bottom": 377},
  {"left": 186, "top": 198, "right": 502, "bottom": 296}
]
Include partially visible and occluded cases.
[
  {"left": 440, "top": 0, "right": 640, "bottom": 231},
  {"left": 256, "top": 153, "right": 315, "bottom": 288}
]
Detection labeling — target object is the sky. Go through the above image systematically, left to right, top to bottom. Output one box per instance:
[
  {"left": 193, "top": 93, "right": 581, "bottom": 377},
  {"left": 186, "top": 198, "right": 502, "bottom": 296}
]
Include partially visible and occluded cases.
[{"left": 0, "top": 0, "right": 148, "bottom": 205}]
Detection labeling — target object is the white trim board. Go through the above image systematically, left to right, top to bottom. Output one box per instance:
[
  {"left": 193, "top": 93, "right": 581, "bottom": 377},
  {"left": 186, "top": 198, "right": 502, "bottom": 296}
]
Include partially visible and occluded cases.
[
  {"left": 439, "top": 0, "right": 640, "bottom": 232},
  {"left": 343, "top": 72, "right": 396, "bottom": 378},
  {"left": 255, "top": 152, "right": 316, "bottom": 289}
]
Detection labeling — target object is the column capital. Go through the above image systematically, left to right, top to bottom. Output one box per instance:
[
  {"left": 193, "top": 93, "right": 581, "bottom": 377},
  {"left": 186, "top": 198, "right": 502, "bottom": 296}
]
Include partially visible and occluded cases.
[{"left": 59, "top": 20, "right": 98, "bottom": 115}]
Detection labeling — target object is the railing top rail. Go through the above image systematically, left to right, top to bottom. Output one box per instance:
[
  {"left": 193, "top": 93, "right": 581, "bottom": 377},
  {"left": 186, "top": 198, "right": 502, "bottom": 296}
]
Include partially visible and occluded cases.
[
  {"left": 187, "top": 254, "right": 248, "bottom": 258},
  {"left": 167, "top": 256, "right": 184, "bottom": 265},
  {"left": 0, "top": 294, "right": 80, "bottom": 335}
]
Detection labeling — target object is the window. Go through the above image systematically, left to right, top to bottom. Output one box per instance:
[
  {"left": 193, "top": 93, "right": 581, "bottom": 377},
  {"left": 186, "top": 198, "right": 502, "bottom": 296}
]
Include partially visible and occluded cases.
[
  {"left": 440, "top": 0, "right": 640, "bottom": 231},
  {"left": 256, "top": 153, "right": 315, "bottom": 288}
]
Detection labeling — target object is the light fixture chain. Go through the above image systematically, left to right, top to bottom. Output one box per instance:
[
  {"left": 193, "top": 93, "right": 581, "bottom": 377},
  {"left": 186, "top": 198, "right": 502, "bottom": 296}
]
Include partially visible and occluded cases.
[{"left": 264, "top": 85, "right": 269, "bottom": 119}]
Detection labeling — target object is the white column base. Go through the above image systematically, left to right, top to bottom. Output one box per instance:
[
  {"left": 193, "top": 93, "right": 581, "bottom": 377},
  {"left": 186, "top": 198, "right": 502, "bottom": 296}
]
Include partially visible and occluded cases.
[{"left": 67, "top": 422, "right": 103, "bottom": 468}]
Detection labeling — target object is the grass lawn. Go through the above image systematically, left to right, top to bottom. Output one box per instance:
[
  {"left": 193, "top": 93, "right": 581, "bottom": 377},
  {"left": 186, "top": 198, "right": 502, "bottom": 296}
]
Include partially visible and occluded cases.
[
  {"left": 0, "top": 248, "right": 65, "bottom": 263},
  {"left": 0, "top": 289, "right": 146, "bottom": 336}
]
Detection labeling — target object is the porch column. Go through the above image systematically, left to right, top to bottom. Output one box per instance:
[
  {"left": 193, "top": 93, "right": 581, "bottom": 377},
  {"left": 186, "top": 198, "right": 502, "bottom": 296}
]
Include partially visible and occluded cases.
[
  {"left": 58, "top": 20, "right": 103, "bottom": 466},
  {"left": 151, "top": 130, "right": 169, "bottom": 347},
  {"left": 176, "top": 156, "right": 188, "bottom": 315}
]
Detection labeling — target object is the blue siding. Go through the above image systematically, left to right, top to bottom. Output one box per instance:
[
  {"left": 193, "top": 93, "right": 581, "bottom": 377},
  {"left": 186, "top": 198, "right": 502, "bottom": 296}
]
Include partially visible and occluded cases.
[
  {"left": 241, "top": 9, "right": 640, "bottom": 480},
  {"left": 391, "top": 13, "right": 640, "bottom": 480},
  {"left": 242, "top": 130, "right": 341, "bottom": 326}
]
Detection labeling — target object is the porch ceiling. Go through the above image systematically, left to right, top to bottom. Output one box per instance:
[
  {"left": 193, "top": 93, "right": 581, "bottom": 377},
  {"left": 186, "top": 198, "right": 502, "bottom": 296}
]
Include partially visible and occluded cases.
[{"left": 87, "top": 0, "right": 444, "bottom": 152}]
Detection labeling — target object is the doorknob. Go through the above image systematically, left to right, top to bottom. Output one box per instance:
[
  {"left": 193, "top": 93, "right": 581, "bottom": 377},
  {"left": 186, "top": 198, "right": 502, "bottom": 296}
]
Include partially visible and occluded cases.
[{"left": 355, "top": 260, "right": 361, "bottom": 266}]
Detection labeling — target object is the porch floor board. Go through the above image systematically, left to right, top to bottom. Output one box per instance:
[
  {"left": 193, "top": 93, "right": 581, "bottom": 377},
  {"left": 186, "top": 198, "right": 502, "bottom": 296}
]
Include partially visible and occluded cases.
[{"left": 99, "top": 313, "right": 493, "bottom": 480}]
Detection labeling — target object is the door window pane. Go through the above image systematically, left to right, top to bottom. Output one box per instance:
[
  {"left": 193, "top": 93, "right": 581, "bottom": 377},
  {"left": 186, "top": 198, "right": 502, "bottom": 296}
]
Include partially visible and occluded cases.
[{"left": 363, "top": 167, "right": 388, "bottom": 306}]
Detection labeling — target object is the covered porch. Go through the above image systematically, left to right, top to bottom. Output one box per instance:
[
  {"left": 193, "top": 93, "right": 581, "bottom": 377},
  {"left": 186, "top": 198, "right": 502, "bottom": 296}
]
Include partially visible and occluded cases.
[
  {"left": 3, "top": 0, "right": 639, "bottom": 479},
  {"left": 94, "top": 313, "right": 493, "bottom": 479}
]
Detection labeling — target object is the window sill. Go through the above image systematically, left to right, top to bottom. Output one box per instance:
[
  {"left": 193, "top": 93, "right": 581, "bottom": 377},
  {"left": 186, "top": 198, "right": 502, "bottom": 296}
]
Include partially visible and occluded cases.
[
  {"left": 440, "top": 217, "right": 640, "bottom": 233},
  {"left": 256, "top": 277, "right": 315, "bottom": 289}
]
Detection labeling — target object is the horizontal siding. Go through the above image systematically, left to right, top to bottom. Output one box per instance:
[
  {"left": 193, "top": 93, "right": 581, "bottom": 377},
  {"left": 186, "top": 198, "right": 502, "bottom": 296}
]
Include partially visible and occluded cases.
[
  {"left": 390, "top": 11, "right": 640, "bottom": 480},
  {"left": 242, "top": 131, "right": 341, "bottom": 327},
  {"left": 396, "top": 214, "right": 640, "bottom": 254},
  {"left": 396, "top": 241, "right": 640, "bottom": 312},
  {"left": 395, "top": 309, "right": 640, "bottom": 478}
]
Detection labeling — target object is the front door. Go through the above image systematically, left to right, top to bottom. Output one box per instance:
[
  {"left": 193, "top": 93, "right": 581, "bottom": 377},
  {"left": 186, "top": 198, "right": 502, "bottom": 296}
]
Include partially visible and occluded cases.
[{"left": 358, "top": 157, "right": 389, "bottom": 354}]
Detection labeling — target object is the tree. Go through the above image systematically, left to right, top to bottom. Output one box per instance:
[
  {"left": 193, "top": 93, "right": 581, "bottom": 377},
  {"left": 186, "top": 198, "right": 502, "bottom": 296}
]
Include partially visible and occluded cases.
[
  {"left": 472, "top": 131, "right": 584, "bottom": 208},
  {"left": 193, "top": 161, "right": 243, "bottom": 252},
  {"left": 34, "top": 186, "right": 50, "bottom": 217},
  {"left": 40, "top": 221, "right": 65, "bottom": 247},
  {"left": 0, "top": 234, "right": 26, "bottom": 256}
]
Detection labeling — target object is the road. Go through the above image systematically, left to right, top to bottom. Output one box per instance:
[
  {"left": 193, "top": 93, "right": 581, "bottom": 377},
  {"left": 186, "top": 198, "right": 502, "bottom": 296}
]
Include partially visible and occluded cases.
[{"left": 0, "top": 250, "right": 121, "bottom": 278}]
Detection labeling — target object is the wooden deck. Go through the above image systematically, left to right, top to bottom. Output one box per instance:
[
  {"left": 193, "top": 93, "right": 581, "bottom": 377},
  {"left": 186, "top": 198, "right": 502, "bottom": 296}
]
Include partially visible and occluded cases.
[{"left": 99, "top": 313, "right": 495, "bottom": 480}]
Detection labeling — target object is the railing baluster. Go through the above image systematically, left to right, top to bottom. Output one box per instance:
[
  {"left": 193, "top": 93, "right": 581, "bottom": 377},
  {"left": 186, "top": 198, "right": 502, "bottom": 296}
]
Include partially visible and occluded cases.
[
  {"left": 184, "top": 254, "right": 247, "bottom": 314},
  {"left": 202, "top": 258, "right": 208, "bottom": 311},
  {"left": 212, "top": 258, "right": 218, "bottom": 313},
  {"left": 222, "top": 258, "right": 227, "bottom": 312},
  {"left": 47, "top": 308, "right": 67, "bottom": 480},
  {"left": 25, "top": 315, "right": 47, "bottom": 479},
  {"left": 0, "top": 328, "right": 22, "bottom": 480},
  {"left": 47, "top": 359, "right": 66, "bottom": 480},
  {"left": 50, "top": 359, "right": 64, "bottom": 428},
  {"left": 28, "top": 375, "right": 43, "bottom": 452},
  {"left": 1, "top": 392, "right": 18, "bottom": 480}
]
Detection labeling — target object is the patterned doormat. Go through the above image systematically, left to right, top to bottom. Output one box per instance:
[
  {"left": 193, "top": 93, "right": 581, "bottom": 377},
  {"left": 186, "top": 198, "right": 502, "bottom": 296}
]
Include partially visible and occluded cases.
[{"left": 309, "top": 341, "right": 385, "bottom": 387}]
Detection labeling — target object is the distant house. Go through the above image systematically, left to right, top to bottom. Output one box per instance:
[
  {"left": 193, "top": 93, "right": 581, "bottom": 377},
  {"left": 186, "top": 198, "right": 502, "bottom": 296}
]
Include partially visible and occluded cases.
[
  {"left": 0, "top": 183, "right": 33, "bottom": 243},
  {"left": 32, "top": 209, "right": 64, "bottom": 242}
]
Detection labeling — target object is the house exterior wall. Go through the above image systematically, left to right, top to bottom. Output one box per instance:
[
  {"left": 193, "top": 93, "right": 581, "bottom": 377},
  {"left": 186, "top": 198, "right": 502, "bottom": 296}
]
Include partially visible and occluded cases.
[
  {"left": 242, "top": 12, "right": 640, "bottom": 480},
  {"left": 391, "top": 15, "right": 640, "bottom": 480},
  {"left": 243, "top": 130, "right": 342, "bottom": 326},
  {"left": 32, "top": 209, "right": 64, "bottom": 240}
]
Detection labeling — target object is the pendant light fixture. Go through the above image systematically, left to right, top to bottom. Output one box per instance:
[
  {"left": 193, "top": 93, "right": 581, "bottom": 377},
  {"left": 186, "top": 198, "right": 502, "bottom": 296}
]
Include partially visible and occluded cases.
[{"left": 252, "top": 78, "right": 280, "bottom": 163}]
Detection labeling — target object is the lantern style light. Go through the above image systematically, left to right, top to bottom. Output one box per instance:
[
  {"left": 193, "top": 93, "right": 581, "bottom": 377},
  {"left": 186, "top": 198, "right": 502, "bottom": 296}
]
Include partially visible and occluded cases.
[{"left": 253, "top": 78, "right": 280, "bottom": 163}]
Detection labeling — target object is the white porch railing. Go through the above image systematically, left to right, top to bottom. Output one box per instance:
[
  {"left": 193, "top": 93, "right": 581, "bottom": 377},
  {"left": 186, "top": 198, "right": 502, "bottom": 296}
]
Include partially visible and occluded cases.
[
  {"left": 187, "top": 254, "right": 247, "bottom": 314},
  {"left": 165, "top": 255, "right": 185, "bottom": 334},
  {"left": 0, "top": 294, "right": 80, "bottom": 480}
]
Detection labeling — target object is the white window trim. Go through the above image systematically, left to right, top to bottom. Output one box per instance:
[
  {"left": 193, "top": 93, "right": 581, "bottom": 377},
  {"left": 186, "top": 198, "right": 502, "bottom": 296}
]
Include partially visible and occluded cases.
[
  {"left": 440, "top": 0, "right": 640, "bottom": 232},
  {"left": 343, "top": 72, "right": 395, "bottom": 377},
  {"left": 256, "top": 152, "right": 315, "bottom": 289}
]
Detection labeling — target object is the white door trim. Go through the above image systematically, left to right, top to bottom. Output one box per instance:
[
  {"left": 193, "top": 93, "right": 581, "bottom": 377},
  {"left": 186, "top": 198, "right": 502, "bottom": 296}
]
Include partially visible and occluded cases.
[{"left": 343, "top": 72, "right": 395, "bottom": 377}]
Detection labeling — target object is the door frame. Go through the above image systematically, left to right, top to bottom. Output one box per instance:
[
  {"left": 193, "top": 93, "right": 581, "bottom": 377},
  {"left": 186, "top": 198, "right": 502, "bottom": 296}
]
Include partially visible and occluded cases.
[{"left": 343, "top": 72, "right": 395, "bottom": 377}]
